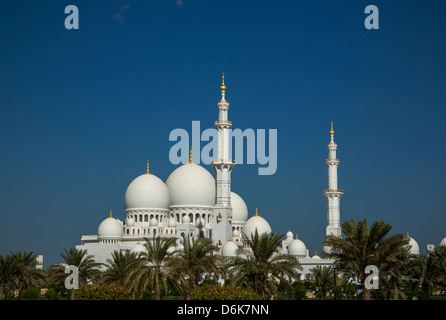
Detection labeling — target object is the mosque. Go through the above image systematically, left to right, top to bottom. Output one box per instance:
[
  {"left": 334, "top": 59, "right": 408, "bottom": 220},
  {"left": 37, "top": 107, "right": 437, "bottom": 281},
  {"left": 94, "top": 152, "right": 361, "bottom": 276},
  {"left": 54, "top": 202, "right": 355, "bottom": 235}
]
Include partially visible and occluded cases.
[{"left": 75, "top": 75, "right": 434, "bottom": 277}]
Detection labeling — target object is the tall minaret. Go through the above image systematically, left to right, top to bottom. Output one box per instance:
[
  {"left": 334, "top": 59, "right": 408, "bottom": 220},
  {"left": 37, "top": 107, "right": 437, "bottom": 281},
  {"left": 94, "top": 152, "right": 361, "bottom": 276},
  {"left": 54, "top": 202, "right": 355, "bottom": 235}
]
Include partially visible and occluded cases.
[
  {"left": 211, "top": 73, "right": 235, "bottom": 244},
  {"left": 323, "top": 121, "right": 343, "bottom": 237}
]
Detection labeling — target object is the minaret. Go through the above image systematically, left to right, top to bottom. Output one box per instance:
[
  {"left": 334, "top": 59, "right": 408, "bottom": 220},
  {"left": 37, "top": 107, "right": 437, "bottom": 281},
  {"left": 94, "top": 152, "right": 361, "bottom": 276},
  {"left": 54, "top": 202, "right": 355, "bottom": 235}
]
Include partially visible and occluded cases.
[
  {"left": 211, "top": 73, "right": 235, "bottom": 244},
  {"left": 323, "top": 121, "right": 343, "bottom": 237}
]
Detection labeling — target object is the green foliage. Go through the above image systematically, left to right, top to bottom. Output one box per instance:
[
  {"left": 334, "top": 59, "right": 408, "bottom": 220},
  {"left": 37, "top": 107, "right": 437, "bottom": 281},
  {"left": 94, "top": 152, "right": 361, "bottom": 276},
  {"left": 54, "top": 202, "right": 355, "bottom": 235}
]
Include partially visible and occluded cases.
[
  {"left": 200, "top": 279, "right": 217, "bottom": 286},
  {"left": 291, "top": 281, "right": 307, "bottom": 300},
  {"left": 74, "top": 284, "right": 129, "bottom": 300},
  {"left": 191, "top": 284, "right": 259, "bottom": 300},
  {"left": 22, "top": 286, "right": 40, "bottom": 300},
  {"left": 45, "top": 288, "right": 59, "bottom": 300}
]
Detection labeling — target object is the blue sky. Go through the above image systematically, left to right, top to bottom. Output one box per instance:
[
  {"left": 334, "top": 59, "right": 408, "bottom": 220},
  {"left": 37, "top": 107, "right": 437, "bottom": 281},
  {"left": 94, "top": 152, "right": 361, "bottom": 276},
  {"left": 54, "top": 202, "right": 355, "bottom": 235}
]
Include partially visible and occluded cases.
[{"left": 0, "top": 1, "right": 445, "bottom": 266}]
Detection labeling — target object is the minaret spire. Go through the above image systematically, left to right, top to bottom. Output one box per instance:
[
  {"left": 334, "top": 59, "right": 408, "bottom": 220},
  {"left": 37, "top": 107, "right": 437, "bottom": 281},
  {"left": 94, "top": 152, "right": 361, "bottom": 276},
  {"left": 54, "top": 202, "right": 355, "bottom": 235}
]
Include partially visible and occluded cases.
[
  {"left": 220, "top": 72, "right": 226, "bottom": 101},
  {"left": 323, "top": 121, "right": 343, "bottom": 238}
]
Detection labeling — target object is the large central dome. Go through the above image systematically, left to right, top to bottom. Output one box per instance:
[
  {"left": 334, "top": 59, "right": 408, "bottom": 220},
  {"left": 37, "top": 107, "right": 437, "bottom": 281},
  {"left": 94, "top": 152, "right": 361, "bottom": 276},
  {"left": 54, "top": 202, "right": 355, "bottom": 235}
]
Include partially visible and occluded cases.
[
  {"left": 166, "top": 163, "right": 216, "bottom": 207},
  {"left": 125, "top": 173, "right": 170, "bottom": 210}
]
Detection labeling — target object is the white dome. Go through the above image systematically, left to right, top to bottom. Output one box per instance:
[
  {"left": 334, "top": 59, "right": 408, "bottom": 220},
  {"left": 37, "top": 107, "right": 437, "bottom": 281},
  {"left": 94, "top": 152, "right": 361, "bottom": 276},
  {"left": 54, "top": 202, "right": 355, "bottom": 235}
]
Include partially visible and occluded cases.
[
  {"left": 166, "top": 163, "right": 215, "bottom": 207},
  {"left": 125, "top": 173, "right": 170, "bottom": 210},
  {"left": 231, "top": 192, "right": 248, "bottom": 222},
  {"left": 242, "top": 212, "right": 272, "bottom": 240},
  {"left": 182, "top": 215, "right": 191, "bottom": 224},
  {"left": 98, "top": 216, "right": 123, "bottom": 239},
  {"left": 150, "top": 217, "right": 158, "bottom": 226},
  {"left": 168, "top": 218, "right": 177, "bottom": 227},
  {"left": 232, "top": 229, "right": 240, "bottom": 237},
  {"left": 286, "top": 231, "right": 293, "bottom": 239},
  {"left": 406, "top": 235, "right": 420, "bottom": 256},
  {"left": 440, "top": 237, "right": 446, "bottom": 247},
  {"left": 288, "top": 238, "right": 307, "bottom": 256},
  {"left": 221, "top": 240, "right": 238, "bottom": 257},
  {"left": 131, "top": 242, "right": 146, "bottom": 254},
  {"left": 312, "top": 252, "right": 321, "bottom": 260}
]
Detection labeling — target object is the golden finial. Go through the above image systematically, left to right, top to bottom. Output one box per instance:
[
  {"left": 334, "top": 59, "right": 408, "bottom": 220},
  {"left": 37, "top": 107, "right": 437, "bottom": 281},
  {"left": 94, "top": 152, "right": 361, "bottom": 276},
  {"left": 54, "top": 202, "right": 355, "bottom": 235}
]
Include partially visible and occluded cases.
[
  {"left": 220, "top": 73, "right": 226, "bottom": 92},
  {"left": 330, "top": 120, "right": 335, "bottom": 135},
  {"left": 189, "top": 146, "right": 193, "bottom": 164},
  {"left": 146, "top": 160, "right": 150, "bottom": 174},
  {"left": 255, "top": 207, "right": 259, "bottom": 216},
  {"left": 109, "top": 210, "right": 112, "bottom": 218},
  {"left": 407, "top": 231, "right": 410, "bottom": 239},
  {"left": 296, "top": 234, "right": 298, "bottom": 240}
]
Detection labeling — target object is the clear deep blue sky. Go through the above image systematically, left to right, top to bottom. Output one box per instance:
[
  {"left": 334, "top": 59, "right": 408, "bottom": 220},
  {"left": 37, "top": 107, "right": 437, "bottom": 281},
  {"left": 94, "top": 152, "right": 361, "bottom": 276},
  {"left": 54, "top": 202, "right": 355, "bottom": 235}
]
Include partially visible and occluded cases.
[{"left": 1, "top": 1, "right": 445, "bottom": 267}]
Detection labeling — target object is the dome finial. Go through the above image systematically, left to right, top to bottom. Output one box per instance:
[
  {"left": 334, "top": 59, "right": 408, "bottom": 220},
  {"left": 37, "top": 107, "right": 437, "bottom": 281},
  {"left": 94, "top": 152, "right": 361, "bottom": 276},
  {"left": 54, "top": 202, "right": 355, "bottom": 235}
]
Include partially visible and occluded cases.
[
  {"left": 220, "top": 72, "right": 226, "bottom": 92},
  {"left": 330, "top": 120, "right": 335, "bottom": 135},
  {"left": 189, "top": 146, "right": 193, "bottom": 164},
  {"left": 146, "top": 159, "right": 150, "bottom": 174},
  {"left": 255, "top": 207, "right": 259, "bottom": 216},
  {"left": 109, "top": 210, "right": 112, "bottom": 218},
  {"left": 407, "top": 231, "right": 410, "bottom": 239},
  {"left": 296, "top": 234, "right": 298, "bottom": 240}
]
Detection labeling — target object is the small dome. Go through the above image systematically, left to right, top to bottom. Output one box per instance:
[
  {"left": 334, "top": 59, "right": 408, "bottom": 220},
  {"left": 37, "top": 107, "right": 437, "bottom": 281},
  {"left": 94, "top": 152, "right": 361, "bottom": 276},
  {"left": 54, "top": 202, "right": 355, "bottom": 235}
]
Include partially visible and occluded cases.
[
  {"left": 166, "top": 163, "right": 215, "bottom": 207},
  {"left": 125, "top": 173, "right": 170, "bottom": 210},
  {"left": 231, "top": 192, "right": 248, "bottom": 222},
  {"left": 242, "top": 209, "right": 272, "bottom": 240},
  {"left": 182, "top": 215, "right": 191, "bottom": 224},
  {"left": 98, "top": 216, "right": 123, "bottom": 239},
  {"left": 150, "top": 217, "right": 159, "bottom": 227},
  {"left": 168, "top": 218, "right": 177, "bottom": 227},
  {"left": 232, "top": 229, "right": 240, "bottom": 237},
  {"left": 286, "top": 231, "right": 293, "bottom": 239},
  {"left": 406, "top": 233, "right": 420, "bottom": 256},
  {"left": 288, "top": 237, "right": 307, "bottom": 256},
  {"left": 440, "top": 237, "right": 446, "bottom": 247},
  {"left": 221, "top": 240, "right": 238, "bottom": 257},
  {"left": 131, "top": 242, "right": 146, "bottom": 254},
  {"left": 312, "top": 252, "right": 321, "bottom": 260}
]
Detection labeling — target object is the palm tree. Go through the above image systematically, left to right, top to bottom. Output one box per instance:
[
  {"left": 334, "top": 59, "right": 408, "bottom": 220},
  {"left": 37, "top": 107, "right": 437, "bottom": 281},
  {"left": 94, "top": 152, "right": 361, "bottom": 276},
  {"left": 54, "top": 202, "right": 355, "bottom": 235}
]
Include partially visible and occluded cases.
[
  {"left": 323, "top": 219, "right": 409, "bottom": 300},
  {"left": 230, "top": 231, "right": 302, "bottom": 300},
  {"left": 128, "top": 235, "right": 177, "bottom": 300},
  {"left": 165, "top": 235, "right": 220, "bottom": 295},
  {"left": 380, "top": 245, "right": 411, "bottom": 300},
  {"left": 431, "top": 245, "right": 446, "bottom": 290},
  {"left": 409, "top": 246, "right": 446, "bottom": 299},
  {"left": 47, "top": 248, "right": 102, "bottom": 300},
  {"left": 101, "top": 250, "right": 140, "bottom": 296},
  {"left": 9, "top": 251, "right": 45, "bottom": 299},
  {"left": 0, "top": 255, "right": 15, "bottom": 300},
  {"left": 310, "top": 266, "right": 334, "bottom": 300}
]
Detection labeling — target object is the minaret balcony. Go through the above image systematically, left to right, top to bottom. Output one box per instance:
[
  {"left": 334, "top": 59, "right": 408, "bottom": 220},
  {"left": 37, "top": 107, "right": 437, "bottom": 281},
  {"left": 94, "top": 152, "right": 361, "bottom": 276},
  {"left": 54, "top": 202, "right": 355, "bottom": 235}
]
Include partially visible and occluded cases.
[
  {"left": 214, "top": 120, "right": 232, "bottom": 128},
  {"left": 215, "top": 120, "right": 232, "bottom": 124},
  {"left": 211, "top": 159, "right": 236, "bottom": 164},
  {"left": 323, "top": 189, "right": 344, "bottom": 194}
]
